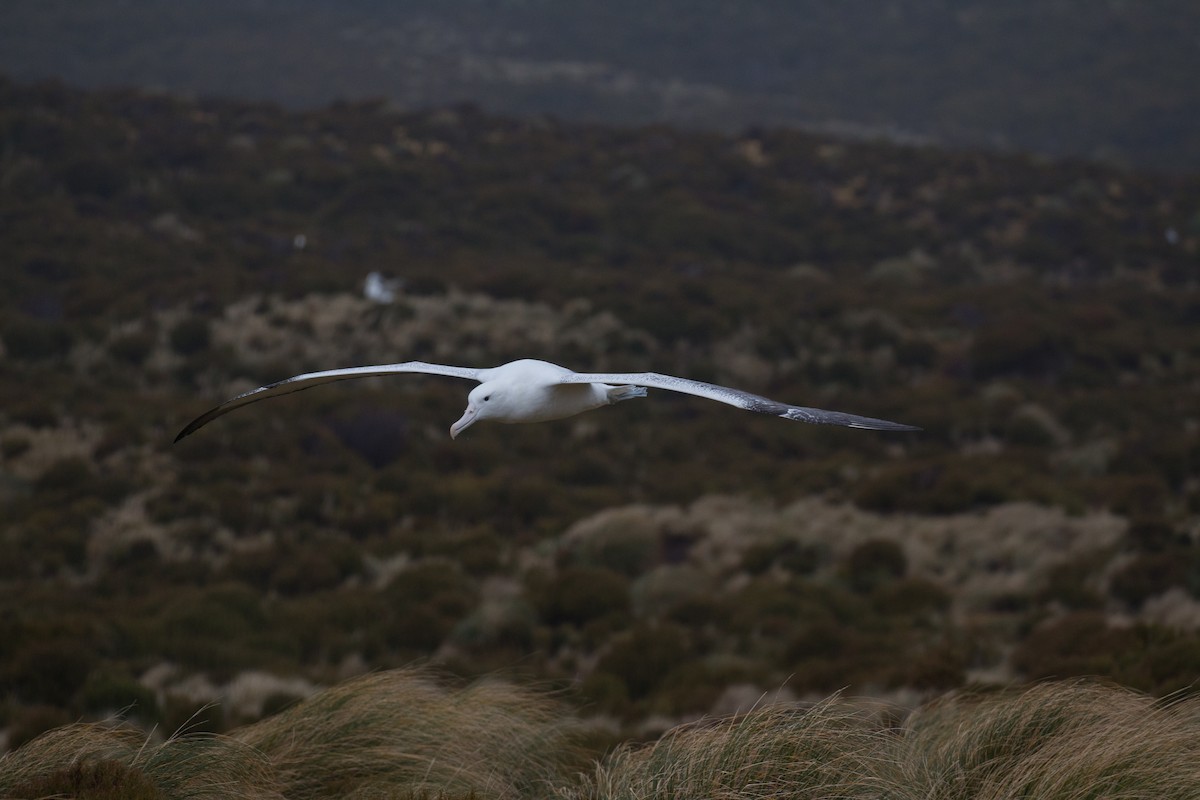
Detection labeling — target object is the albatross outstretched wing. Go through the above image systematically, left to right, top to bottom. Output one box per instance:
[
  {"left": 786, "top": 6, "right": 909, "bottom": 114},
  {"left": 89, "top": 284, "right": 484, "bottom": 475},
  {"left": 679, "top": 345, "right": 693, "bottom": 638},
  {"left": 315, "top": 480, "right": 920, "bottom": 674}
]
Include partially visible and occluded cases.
[
  {"left": 175, "top": 362, "right": 485, "bottom": 442},
  {"left": 557, "top": 371, "right": 920, "bottom": 431}
]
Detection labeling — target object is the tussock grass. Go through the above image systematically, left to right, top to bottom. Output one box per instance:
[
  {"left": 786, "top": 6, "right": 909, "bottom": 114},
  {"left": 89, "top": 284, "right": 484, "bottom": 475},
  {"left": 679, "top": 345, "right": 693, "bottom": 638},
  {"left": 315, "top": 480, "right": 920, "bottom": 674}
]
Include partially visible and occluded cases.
[
  {"left": 233, "top": 669, "right": 584, "bottom": 800},
  {"left": 6, "top": 677, "right": 1200, "bottom": 799},
  {"left": 565, "top": 681, "right": 1200, "bottom": 800},
  {"left": 894, "top": 681, "right": 1200, "bottom": 800},
  {"left": 560, "top": 696, "right": 890, "bottom": 800},
  {"left": 0, "top": 722, "right": 278, "bottom": 799}
]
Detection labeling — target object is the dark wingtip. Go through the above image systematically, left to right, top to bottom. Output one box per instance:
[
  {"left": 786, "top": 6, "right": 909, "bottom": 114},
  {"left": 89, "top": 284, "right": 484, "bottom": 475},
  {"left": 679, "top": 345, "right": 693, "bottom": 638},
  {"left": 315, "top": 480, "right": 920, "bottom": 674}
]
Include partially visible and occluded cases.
[
  {"left": 173, "top": 408, "right": 221, "bottom": 443},
  {"left": 173, "top": 421, "right": 199, "bottom": 443},
  {"left": 866, "top": 421, "right": 922, "bottom": 432}
]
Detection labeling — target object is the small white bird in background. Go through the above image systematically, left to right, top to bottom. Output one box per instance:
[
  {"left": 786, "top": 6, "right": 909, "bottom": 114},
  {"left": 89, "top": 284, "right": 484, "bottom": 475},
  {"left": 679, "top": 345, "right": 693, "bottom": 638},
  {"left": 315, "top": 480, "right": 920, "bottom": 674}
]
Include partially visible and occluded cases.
[
  {"left": 363, "top": 271, "right": 402, "bottom": 304},
  {"left": 175, "top": 358, "right": 920, "bottom": 442}
]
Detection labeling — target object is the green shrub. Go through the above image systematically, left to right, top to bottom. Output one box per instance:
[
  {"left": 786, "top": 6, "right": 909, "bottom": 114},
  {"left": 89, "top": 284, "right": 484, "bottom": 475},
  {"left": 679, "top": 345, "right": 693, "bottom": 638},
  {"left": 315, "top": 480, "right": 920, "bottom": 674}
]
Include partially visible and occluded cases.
[
  {"left": 58, "top": 156, "right": 128, "bottom": 199},
  {"left": 970, "top": 313, "right": 1068, "bottom": 379},
  {"left": 168, "top": 316, "right": 211, "bottom": 356},
  {"left": 3, "top": 319, "right": 74, "bottom": 361},
  {"left": 107, "top": 329, "right": 158, "bottom": 366},
  {"left": 6, "top": 399, "right": 60, "bottom": 428},
  {"left": 1, "top": 436, "right": 31, "bottom": 458},
  {"left": 33, "top": 457, "right": 93, "bottom": 494},
  {"left": 1093, "top": 474, "right": 1170, "bottom": 516},
  {"left": 145, "top": 486, "right": 213, "bottom": 523},
  {"left": 1124, "top": 517, "right": 1187, "bottom": 553},
  {"left": 563, "top": 523, "right": 661, "bottom": 578},
  {"left": 422, "top": 526, "right": 503, "bottom": 576},
  {"left": 97, "top": 538, "right": 164, "bottom": 586},
  {"left": 845, "top": 538, "right": 907, "bottom": 593},
  {"left": 269, "top": 540, "right": 361, "bottom": 595},
  {"left": 1110, "top": 553, "right": 1188, "bottom": 608},
  {"left": 1037, "top": 558, "right": 1106, "bottom": 610},
  {"left": 380, "top": 562, "right": 477, "bottom": 653},
  {"left": 532, "top": 566, "right": 630, "bottom": 627},
  {"left": 872, "top": 577, "right": 951, "bottom": 617},
  {"left": 722, "top": 578, "right": 834, "bottom": 641},
  {"left": 152, "top": 585, "right": 278, "bottom": 675},
  {"left": 279, "top": 589, "right": 391, "bottom": 662},
  {"left": 1011, "top": 613, "right": 1136, "bottom": 681},
  {"left": 781, "top": 622, "right": 863, "bottom": 690},
  {"left": 594, "top": 623, "right": 692, "bottom": 702},
  {"left": 1138, "top": 635, "right": 1200, "bottom": 696},
  {"left": 5, "top": 640, "right": 98, "bottom": 705},
  {"left": 900, "top": 645, "right": 968, "bottom": 690},
  {"left": 651, "top": 661, "right": 736, "bottom": 716},
  {"left": 76, "top": 667, "right": 161, "bottom": 724},
  {"left": 578, "top": 671, "right": 631, "bottom": 716}
]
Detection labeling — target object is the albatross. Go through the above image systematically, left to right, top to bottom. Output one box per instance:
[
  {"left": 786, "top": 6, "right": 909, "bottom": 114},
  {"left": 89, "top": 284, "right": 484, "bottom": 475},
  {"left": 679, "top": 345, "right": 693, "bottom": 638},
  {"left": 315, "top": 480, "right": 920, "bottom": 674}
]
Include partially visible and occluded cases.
[{"left": 175, "top": 358, "right": 920, "bottom": 442}]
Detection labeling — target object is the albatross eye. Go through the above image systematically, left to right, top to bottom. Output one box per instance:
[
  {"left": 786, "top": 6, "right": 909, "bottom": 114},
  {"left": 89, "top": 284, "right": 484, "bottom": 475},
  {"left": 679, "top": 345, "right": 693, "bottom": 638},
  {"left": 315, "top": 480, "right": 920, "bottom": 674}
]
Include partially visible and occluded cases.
[{"left": 483, "top": 395, "right": 491, "bottom": 402}]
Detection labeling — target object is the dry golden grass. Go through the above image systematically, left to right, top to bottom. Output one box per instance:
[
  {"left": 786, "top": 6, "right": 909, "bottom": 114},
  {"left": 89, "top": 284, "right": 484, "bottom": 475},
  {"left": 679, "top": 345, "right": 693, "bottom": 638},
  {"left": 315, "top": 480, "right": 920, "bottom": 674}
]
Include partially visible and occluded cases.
[
  {"left": 233, "top": 668, "right": 584, "bottom": 800},
  {"left": 5, "top": 677, "right": 1199, "bottom": 800},
  {"left": 566, "top": 681, "right": 1200, "bottom": 800},
  {"left": 893, "top": 681, "right": 1200, "bottom": 800},
  {"left": 559, "top": 696, "right": 890, "bottom": 800},
  {"left": 0, "top": 722, "right": 279, "bottom": 799}
]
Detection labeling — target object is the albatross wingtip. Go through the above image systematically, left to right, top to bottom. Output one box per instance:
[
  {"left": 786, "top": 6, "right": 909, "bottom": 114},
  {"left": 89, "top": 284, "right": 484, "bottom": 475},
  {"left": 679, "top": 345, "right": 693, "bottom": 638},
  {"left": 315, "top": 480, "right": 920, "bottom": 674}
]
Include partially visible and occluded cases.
[
  {"left": 174, "top": 408, "right": 220, "bottom": 443},
  {"left": 853, "top": 420, "right": 922, "bottom": 432},
  {"left": 173, "top": 422, "right": 199, "bottom": 443}
]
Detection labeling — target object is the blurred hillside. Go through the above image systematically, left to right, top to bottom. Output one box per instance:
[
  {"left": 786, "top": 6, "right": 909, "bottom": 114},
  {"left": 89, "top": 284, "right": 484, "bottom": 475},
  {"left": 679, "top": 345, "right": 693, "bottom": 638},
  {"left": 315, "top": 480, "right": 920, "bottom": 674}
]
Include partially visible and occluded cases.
[
  {"left": 1, "top": 0, "right": 1198, "bottom": 173},
  {"left": 1, "top": 75, "right": 1199, "bottom": 750}
]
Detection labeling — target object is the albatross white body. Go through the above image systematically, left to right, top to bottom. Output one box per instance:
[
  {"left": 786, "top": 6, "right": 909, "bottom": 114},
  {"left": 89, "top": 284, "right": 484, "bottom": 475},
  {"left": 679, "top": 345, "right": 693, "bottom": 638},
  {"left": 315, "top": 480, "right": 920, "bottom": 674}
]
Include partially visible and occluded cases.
[
  {"left": 175, "top": 358, "right": 919, "bottom": 442},
  {"left": 448, "top": 359, "right": 648, "bottom": 437}
]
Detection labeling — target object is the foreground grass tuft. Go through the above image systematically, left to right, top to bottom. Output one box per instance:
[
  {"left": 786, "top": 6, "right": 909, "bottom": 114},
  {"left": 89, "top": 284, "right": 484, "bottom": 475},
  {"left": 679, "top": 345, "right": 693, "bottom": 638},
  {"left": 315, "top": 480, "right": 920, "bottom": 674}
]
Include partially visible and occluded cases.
[
  {"left": 234, "top": 669, "right": 583, "bottom": 800},
  {"left": 5, "top": 675, "right": 1200, "bottom": 799},
  {"left": 564, "top": 680, "right": 1200, "bottom": 800},
  {"left": 895, "top": 681, "right": 1200, "bottom": 800},
  {"left": 561, "top": 695, "right": 890, "bottom": 799},
  {"left": 0, "top": 722, "right": 277, "bottom": 799}
]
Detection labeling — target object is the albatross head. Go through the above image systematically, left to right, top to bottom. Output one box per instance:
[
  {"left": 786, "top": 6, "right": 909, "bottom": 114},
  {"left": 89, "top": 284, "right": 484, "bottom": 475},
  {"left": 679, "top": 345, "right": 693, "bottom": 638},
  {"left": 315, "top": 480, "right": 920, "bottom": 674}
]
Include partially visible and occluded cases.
[{"left": 450, "top": 383, "right": 505, "bottom": 439}]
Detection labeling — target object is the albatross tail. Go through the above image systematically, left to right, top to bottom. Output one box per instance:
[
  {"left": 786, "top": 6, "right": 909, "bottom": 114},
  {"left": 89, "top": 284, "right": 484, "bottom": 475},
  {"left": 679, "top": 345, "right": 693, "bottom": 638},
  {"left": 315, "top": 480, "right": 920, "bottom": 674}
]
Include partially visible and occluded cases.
[{"left": 606, "top": 385, "right": 648, "bottom": 404}]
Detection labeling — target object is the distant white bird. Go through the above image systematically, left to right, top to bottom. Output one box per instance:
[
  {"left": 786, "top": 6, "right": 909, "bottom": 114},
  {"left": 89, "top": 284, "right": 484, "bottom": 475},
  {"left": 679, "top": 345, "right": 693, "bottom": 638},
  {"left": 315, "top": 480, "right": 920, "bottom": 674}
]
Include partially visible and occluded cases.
[
  {"left": 363, "top": 272, "right": 402, "bottom": 304},
  {"left": 175, "top": 358, "right": 919, "bottom": 442}
]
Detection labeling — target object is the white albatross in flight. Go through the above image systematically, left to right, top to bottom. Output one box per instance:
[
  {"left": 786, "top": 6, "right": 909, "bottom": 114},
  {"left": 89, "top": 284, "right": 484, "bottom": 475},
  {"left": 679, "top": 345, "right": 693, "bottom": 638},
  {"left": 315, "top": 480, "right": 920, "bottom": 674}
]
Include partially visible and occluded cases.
[{"left": 175, "top": 358, "right": 920, "bottom": 442}]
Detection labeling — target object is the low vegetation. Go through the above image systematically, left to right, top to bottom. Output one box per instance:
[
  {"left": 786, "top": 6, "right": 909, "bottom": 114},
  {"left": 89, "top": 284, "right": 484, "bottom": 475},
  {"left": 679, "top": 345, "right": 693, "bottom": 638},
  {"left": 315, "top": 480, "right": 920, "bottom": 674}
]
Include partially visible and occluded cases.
[
  {"left": 1, "top": 76, "right": 1199, "bottom": 776},
  {"left": 4, "top": 673, "right": 1200, "bottom": 800}
]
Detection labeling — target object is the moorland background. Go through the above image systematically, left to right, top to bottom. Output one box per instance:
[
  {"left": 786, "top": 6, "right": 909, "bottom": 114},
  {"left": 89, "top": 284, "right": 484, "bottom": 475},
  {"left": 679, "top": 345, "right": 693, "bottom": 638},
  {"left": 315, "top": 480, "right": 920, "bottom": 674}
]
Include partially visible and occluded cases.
[
  {"left": 2, "top": 0, "right": 1199, "bottom": 173},
  {"left": 2, "top": 5, "right": 1200, "bottom": 795},
  {"left": 2, "top": 71, "right": 1199, "bottom": 759}
]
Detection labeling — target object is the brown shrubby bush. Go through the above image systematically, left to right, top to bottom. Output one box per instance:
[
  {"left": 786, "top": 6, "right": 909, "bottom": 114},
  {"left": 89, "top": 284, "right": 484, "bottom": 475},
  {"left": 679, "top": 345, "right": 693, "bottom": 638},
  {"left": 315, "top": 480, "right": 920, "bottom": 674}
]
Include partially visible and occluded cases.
[
  {"left": 166, "top": 315, "right": 211, "bottom": 357},
  {"left": 2, "top": 318, "right": 74, "bottom": 362},
  {"left": 844, "top": 538, "right": 907, "bottom": 593},
  {"left": 1110, "top": 554, "right": 1190, "bottom": 609},
  {"left": 530, "top": 566, "right": 631, "bottom": 628},
  {"left": 1012, "top": 614, "right": 1200, "bottom": 695},
  {"left": 594, "top": 623, "right": 694, "bottom": 706},
  {"left": 4, "top": 640, "right": 98, "bottom": 707}
]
